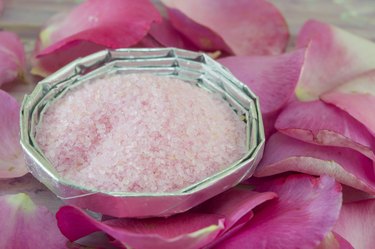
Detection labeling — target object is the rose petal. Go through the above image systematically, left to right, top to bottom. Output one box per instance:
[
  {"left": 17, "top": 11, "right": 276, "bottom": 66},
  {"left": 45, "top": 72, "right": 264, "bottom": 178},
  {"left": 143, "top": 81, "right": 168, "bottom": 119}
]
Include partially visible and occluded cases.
[
  {"left": 34, "top": 0, "right": 161, "bottom": 74},
  {"left": 161, "top": 0, "right": 289, "bottom": 55},
  {"left": 161, "top": 6, "right": 231, "bottom": 53},
  {"left": 146, "top": 18, "right": 198, "bottom": 50},
  {"left": 295, "top": 20, "right": 375, "bottom": 100},
  {"left": 0, "top": 31, "right": 25, "bottom": 87},
  {"left": 32, "top": 42, "right": 106, "bottom": 77},
  {"left": 218, "top": 48, "right": 306, "bottom": 137},
  {"left": 321, "top": 69, "right": 375, "bottom": 136},
  {"left": 0, "top": 90, "right": 27, "bottom": 178},
  {"left": 275, "top": 100, "right": 375, "bottom": 160},
  {"left": 255, "top": 133, "right": 375, "bottom": 194},
  {"left": 216, "top": 175, "right": 342, "bottom": 249},
  {"left": 57, "top": 187, "right": 276, "bottom": 249},
  {"left": 196, "top": 187, "right": 277, "bottom": 232},
  {"left": 197, "top": 187, "right": 277, "bottom": 248},
  {"left": 0, "top": 193, "right": 66, "bottom": 248},
  {"left": 334, "top": 199, "right": 375, "bottom": 249},
  {"left": 57, "top": 206, "right": 224, "bottom": 249},
  {"left": 316, "top": 232, "right": 354, "bottom": 249}
]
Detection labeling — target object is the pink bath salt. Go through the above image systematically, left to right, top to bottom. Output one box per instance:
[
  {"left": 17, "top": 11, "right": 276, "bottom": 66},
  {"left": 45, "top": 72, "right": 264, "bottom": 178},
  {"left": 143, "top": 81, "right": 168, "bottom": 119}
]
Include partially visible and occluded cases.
[{"left": 36, "top": 74, "right": 247, "bottom": 193}]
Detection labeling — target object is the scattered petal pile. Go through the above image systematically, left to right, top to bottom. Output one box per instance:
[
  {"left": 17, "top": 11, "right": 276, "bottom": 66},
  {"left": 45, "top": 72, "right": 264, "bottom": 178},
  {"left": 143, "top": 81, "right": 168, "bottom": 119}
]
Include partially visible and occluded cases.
[
  {"left": 1, "top": 0, "right": 375, "bottom": 248},
  {"left": 57, "top": 175, "right": 341, "bottom": 249}
]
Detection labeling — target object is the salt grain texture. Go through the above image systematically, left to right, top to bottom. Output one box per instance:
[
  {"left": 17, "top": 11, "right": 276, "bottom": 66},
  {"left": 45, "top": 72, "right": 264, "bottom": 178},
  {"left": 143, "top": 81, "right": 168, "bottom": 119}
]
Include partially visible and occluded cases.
[{"left": 36, "top": 74, "right": 247, "bottom": 193}]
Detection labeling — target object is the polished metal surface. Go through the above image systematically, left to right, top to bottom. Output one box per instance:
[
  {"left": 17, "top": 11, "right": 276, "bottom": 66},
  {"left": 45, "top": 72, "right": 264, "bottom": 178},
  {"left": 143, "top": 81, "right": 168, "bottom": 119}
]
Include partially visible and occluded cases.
[{"left": 20, "top": 48, "right": 265, "bottom": 217}]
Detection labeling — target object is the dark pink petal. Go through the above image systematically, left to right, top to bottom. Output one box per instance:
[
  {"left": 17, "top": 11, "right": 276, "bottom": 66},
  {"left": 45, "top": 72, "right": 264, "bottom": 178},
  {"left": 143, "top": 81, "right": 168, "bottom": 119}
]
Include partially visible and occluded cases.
[
  {"left": 34, "top": 0, "right": 161, "bottom": 74},
  {"left": 161, "top": 0, "right": 289, "bottom": 55},
  {"left": 162, "top": 6, "right": 231, "bottom": 53},
  {"left": 146, "top": 18, "right": 198, "bottom": 50},
  {"left": 296, "top": 20, "right": 375, "bottom": 100},
  {"left": 0, "top": 31, "right": 25, "bottom": 87},
  {"left": 32, "top": 42, "right": 105, "bottom": 77},
  {"left": 218, "top": 48, "right": 306, "bottom": 137},
  {"left": 321, "top": 69, "right": 375, "bottom": 136},
  {"left": 0, "top": 90, "right": 27, "bottom": 178},
  {"left": 275, "top": 100, "right": 375, "bottom": 160},
  {"left": 255, "top": 133, "right": 375, "bottom": 194},
  {"left": 216, "top": 175, "right": 342, "bottom": 249},
  {"left": 342, "top": 185, "right": 374, "bottom": 203},
  {"left": 57, "top": 187, "right": 276, "bottom": 249},
  {"left": 196, "top": 187, "right": 277, "bottom": 232},
  {"left": 198, "top": 187, "right": 277, "bottom": 248},
  {"left": 0, "top": 193, "right": 66, "bottom": 248},
  {"left": 334, "top": 199, "right": 375, "bottom": 249},
  {"left": 58, "top": 206, "right": 224, "bottom": 249},
  {"left": 316, "top": 232, "right": 354, "bottom": 249}
]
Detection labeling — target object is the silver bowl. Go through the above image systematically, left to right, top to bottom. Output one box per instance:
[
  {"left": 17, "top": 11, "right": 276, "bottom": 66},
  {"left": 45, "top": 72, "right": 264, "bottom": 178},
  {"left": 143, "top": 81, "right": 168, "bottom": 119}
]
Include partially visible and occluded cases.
[{"left": 20, "top": 48, "right": 264, "bottom": 217}]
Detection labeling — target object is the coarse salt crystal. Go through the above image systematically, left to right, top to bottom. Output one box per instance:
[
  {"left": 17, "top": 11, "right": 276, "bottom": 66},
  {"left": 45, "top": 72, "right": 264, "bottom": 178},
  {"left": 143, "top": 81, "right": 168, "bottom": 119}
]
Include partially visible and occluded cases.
[{"left": 36, "top": 73, "right": 247, "bottom": 193}]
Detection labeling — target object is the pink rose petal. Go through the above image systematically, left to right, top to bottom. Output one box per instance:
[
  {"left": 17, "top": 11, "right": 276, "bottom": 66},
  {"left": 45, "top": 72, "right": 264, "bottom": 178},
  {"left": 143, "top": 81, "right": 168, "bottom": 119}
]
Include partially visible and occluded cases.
[
  {"left": 34, "top": 0, "right": 161, "bottom": 74},
  {"left": 161, "top": 0, "right": 289, "bottom": 55},
  {"left": 146, "top": 18, "right": 198, "bottom": 50},
  {"left": 296, "top": 20, "right": 375, "bottom": 100},
  {"left": 0, "top": 31, "right": 25, "bottom": 87},
  {"left": 218, "top": 48, "right": 306, "bottom": 137},
  {"left": 321, "top": 69, "right": 375, "bottom": 136},
  {"left": 0, "top": 90, "right": 27, "bottom": 178},
  {"left": 275, "top": 100, "right": 375, "bottom": 160},
  {"left": 255, "top": 133, "right": 375, "bottom": 194},
  {"left": 216, "top": 175, "right": 342, "bottom": 249},
  {"left": 57, "top": 187, "right": 276, "bottom": 249},
  {"left": 196, "top": 187, "right": 277, "bottom": 232},
  {"left": 198, "top": 187, "right": 277, "bottom": 248},
  {"left": 0, "top": 193, "right": 66, "bottom": 248},
  {"left": 334, "top": 199, "right": 375, "bottom": 249},
  {"left": 58, "top": 206, "right": 225, "bottom": 249},
  {"left": 316, "top": 232, "right": 354, "bottom": 249}
]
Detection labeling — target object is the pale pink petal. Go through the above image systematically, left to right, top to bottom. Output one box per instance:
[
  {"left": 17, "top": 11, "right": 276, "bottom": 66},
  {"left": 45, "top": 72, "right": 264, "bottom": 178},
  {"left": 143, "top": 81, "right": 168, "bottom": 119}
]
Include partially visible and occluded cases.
[
  {"left": 34, "top": 0, "right": 161, "bottom": 74},
  {"left": 161, "top": 0, "right": 289, "bottom": 55},
  {"left": 296, "top": 20, "right": 375, "bottom": 100},
  {"left": 0, "top": 31, "right": 25, "bottom": 87},
  {"left": 218, "top": 48, "right": 305, "bottom": 136},
  {"left": 218, "top": 49, "right": 305, "bottom": 116},
  {"left": 321, "top": 69, "right": 375, "bottom": 136},
  {"left": 0, "top": 90, "right": 27, "bottom": 178},
  {"left": 275, "top": 100, "right": 375, "bottom": 160},
  {"left": 255, "top": 133, "right": 375, "bottom": 194},
  {"left": 216, "top": 175, "right": 342, "bottom": 249},
  {"left": 0, "top": 193, "right": 66, "bottom": 248},
  {"left": 334, "top": 199, "right": 375, "bottom": 249},
  {"left": 57, "top": 206, "right": 224, "bottom": 249},
  {"left": 316, "top": 232, "right": 354, "bottom": 249}
]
